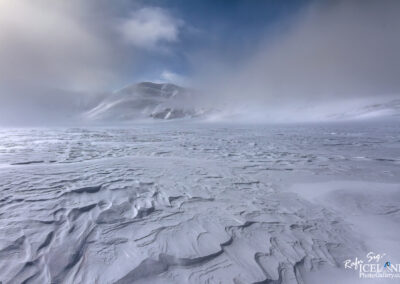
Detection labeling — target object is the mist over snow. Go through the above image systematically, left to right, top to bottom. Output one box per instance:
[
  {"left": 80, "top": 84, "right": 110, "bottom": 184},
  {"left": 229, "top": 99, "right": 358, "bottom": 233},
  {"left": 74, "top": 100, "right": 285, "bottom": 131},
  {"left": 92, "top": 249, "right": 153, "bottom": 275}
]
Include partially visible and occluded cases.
[
  {"left": 0, "top": 0, "right": 399, "bottom": 125},
  {"left": 0, "top": 0, "right": 185, "bottom": 125},
  {"left": 190, "top": 0, "right": 400, "bottom": 122}
]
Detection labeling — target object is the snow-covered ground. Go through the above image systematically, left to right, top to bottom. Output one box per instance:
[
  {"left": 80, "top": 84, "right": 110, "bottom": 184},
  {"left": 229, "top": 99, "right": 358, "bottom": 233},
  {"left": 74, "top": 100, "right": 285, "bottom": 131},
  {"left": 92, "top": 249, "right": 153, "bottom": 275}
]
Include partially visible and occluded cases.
[{"left": 0, "top": 122, "right": 399, "bottom": 283}]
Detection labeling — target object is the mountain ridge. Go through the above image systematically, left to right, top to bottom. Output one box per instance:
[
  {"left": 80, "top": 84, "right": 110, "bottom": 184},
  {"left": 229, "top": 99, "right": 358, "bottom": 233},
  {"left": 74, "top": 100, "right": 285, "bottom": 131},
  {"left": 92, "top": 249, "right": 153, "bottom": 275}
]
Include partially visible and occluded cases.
[
  {"left": 84, "top": 81, "right": 400, "bottom": 122},
  {"left": 85, "top": 82, "right": 208, "bottom": 121}
]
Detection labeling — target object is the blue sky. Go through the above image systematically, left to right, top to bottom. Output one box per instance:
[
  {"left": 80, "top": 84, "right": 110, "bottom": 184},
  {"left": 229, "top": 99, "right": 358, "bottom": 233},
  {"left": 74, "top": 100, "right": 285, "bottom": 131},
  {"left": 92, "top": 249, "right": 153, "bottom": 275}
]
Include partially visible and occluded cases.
[
  {"left": 0, "top": 0, "right": 399, "bottom": 97},
  {"left": 0, "top": 0, "right": 399, "bottom": 124},
  {"left": 0, "top": 0, "right": 314, "bottom": 94},
  {"left": 124, "top": 0, "right": 309, "bottom": 85}
]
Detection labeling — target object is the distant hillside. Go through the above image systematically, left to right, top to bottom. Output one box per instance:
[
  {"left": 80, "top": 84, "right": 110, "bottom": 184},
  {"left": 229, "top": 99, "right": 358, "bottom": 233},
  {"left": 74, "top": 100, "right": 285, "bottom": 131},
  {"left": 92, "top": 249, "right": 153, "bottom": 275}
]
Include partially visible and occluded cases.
[
  {"left": 84, "top": 82, "right": 209, "bottom": 121},
  {"left": 329, "top": 99, "right": 400, "bottom": 120}
]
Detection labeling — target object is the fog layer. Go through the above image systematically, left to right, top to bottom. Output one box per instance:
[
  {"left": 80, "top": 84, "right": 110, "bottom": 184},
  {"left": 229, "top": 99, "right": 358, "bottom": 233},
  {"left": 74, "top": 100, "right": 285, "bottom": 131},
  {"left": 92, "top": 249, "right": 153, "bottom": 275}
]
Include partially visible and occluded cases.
[
  {"left": 0, "top": 0, "right": 399, "bottom": 124},
  {"left": 192, "top": 0, "right": 400, "bottom": 122}
]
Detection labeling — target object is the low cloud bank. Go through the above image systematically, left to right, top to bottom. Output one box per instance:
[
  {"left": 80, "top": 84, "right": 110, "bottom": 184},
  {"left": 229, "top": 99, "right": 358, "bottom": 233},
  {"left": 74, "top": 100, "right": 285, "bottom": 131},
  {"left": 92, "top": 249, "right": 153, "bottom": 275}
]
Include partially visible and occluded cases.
[{"left": 192, "top": 0, "right": 400, "bottom": 122}]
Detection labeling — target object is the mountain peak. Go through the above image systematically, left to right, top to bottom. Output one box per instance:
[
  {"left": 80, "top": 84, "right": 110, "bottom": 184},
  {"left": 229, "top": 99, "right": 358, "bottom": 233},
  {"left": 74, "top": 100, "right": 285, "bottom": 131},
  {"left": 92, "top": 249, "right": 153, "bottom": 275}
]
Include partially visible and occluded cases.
[{"left": 85, "top": 81, "right": 207, "bottom": 121}]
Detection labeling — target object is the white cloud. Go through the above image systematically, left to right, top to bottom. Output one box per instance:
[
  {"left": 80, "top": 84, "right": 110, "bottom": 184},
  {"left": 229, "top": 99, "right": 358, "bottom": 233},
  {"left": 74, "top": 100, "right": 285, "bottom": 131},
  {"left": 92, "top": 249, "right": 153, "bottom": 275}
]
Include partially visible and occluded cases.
[
  {"left": 0, "top": 0, "right": 186, "bottom": 124},
  {"left": 192, "top": 0, "right": 400, "bottom": 114},
  {"left": 118, "top": 7, "right": 182, "bottom": 49},
  {"left": 160, "top": 70, "right": 187, "bottom": 85}
]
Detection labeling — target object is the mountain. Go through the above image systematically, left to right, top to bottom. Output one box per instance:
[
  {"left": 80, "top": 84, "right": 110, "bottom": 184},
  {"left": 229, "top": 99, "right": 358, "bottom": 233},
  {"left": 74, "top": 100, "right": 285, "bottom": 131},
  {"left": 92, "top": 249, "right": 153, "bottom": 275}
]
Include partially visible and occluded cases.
[
  {"left": 84, "top": 81, "right": 400, "bottom": 123},
  {"left": 84, "top": 82, "right": 209, "bottom": 121},
  {"left": 328, "top": 99, "right": 400, "bottom": 120}
]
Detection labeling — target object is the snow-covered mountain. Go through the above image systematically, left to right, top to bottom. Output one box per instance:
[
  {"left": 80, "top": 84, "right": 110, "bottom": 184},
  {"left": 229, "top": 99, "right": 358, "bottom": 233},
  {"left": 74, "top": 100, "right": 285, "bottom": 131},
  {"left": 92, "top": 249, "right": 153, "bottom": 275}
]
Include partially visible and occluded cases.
[
  {"left": 84, "top": 81, "right": 400, "bottom": 123},
  {"left": 85, "top": 82, "right": 209, "bottom": 121},
  {"left": 328, "top": 99, "right": 400, "bottom": 120}
]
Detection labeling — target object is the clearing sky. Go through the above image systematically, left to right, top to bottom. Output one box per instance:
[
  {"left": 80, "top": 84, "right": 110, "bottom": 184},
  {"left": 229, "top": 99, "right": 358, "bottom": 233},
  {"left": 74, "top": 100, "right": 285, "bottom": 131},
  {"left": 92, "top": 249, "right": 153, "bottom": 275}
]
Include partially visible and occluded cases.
[{"left": 0, "top": 0, "right": 399, "bottom": 124}]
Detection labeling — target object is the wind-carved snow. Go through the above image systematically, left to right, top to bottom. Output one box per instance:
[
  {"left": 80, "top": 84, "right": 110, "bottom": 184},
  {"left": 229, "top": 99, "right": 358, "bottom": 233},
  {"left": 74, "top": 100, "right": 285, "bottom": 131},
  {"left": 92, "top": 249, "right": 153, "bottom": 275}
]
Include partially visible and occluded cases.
[{"left": 0, "top": 123, "right": 399, "bottom": 283}]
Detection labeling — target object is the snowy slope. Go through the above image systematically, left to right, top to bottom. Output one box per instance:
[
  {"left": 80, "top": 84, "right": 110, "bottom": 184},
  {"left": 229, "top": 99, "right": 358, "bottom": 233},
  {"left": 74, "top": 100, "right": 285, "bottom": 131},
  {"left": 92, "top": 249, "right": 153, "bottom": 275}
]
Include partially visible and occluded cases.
[
  {"left": 84, "top": 82, "right": 400, "bottom": 123},
  {"left": 85, "top": 82, "right": 208, "bottom": 121},
  {"left": 329, "top": 99, "right": 400, "bottom": 120}
]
